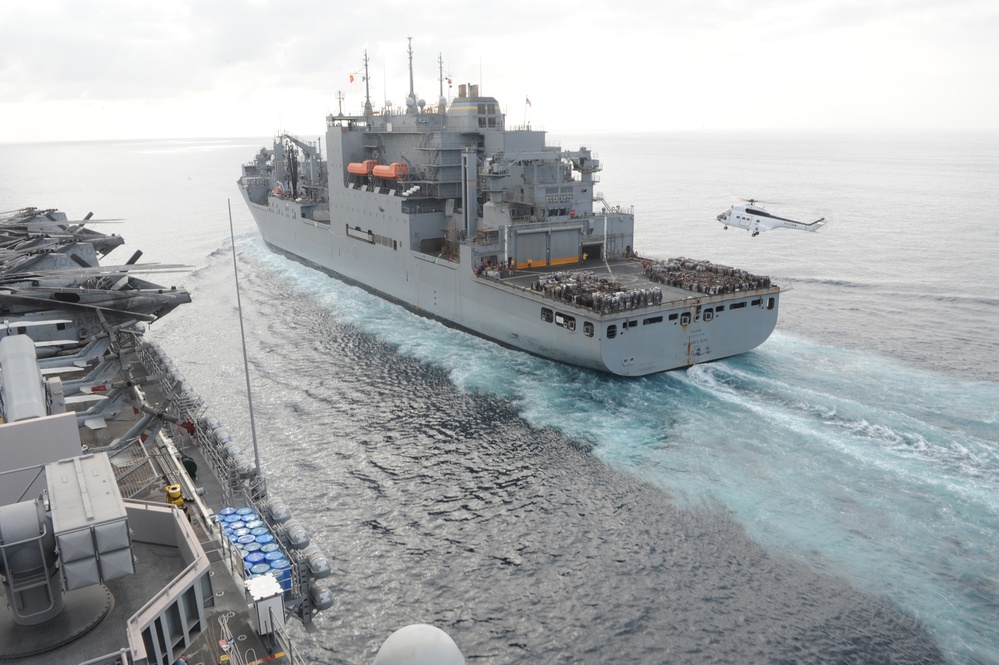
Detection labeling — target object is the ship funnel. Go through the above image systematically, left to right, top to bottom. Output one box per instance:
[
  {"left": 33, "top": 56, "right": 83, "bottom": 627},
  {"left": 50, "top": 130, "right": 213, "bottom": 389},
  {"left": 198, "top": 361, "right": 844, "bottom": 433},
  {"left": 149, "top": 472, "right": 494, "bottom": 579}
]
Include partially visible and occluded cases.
[
  {"left": 458, "top": 84, "right": 466, "bottom": 98},
  {"left": 469, "top": 84, "right": 479, "bottom": 97}
]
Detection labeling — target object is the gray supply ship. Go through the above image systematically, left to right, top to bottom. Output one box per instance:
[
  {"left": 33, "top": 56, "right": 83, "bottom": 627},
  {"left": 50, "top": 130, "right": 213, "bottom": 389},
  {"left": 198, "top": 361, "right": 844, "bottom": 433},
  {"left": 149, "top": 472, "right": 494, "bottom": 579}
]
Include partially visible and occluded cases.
[
  {"left": 238, "top": 45, "right": 780, "bottom": 377},
  {"left": 0, "top": 207, "right": 464, "bottom": 665}
]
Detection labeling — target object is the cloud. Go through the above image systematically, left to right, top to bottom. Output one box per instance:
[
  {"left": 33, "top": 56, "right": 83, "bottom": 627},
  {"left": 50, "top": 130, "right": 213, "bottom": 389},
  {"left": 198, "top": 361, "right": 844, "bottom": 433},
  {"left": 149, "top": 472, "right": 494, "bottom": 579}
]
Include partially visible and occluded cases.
[{"left": 1, "top": 0, "right": 997, "bottom": 141}]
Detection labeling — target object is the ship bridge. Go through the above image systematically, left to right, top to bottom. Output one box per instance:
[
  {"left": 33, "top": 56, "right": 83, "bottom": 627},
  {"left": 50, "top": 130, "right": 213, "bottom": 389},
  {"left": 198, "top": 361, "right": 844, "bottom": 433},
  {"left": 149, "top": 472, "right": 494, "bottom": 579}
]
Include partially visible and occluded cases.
[{"left": 445, "top": 90, "right": 504, "bottom": 132}]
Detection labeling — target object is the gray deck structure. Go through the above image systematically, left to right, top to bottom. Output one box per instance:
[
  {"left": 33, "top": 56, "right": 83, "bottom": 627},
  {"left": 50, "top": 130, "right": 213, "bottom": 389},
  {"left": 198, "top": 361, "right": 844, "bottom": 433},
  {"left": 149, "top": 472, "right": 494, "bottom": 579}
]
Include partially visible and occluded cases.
[{"left": 0, "top": 207, "right": 328, "bottom": 665}]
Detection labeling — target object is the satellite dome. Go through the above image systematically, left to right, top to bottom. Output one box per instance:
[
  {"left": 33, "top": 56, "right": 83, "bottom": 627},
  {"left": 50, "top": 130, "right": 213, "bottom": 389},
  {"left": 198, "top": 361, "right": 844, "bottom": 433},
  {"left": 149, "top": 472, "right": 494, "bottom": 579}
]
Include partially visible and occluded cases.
[{"left": 373, "top": 624, "right": 464, "bottom": 665}]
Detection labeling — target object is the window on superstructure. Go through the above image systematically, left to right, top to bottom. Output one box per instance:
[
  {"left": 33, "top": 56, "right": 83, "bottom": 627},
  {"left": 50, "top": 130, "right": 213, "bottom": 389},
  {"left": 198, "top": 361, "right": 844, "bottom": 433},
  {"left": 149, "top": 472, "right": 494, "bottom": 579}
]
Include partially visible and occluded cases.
[
  {"left": 477, "top": 103, "right": 486, "bottom": 114},
  {"left": 487, "top": 104, "right": 496, "bottom": 115},
  {"left": 488, "top": 117, "right": 496, "bottom": 127},
  {"left": 479, "top": 118, "right": 486, "bottom": 128},
  {"left": 767, "top": 297, "right": 775, "bottom": 310},
  {"left": 751, "top": 299, "right": 761, "bottom": 306},
  {"left": 730, "top": 302, "right": 747, "bottom": 310},
  {"left": 541, "top": 307, "right": 554, "bottom": 323},
  {"left": 555, "top": 313, "right": 576, "bottom": 331},
  {"left": 669, "top": 313, "right": 679, "bottom": 321},
  {"left": 643, "top": 316, "right": 663, "bottom": 325},
  {"left": 584, "top": 322, "right": 594, "bottom": 337},
  {"left": 607, "top": 324, "right": 617, "bottom": 339}
]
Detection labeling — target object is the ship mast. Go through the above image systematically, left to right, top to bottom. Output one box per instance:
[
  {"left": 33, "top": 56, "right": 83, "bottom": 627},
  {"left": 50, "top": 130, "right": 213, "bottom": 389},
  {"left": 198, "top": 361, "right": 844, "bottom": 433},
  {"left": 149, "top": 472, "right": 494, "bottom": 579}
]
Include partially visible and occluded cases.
[
  {"left": 407, "top": 36, "right": 416, "bottom": 113},
  {"left": 363, "top": 50, "right": 373, "bottom": 116},
  {"left": 438, "top": 53, "right": 446, "bottom": 105}
]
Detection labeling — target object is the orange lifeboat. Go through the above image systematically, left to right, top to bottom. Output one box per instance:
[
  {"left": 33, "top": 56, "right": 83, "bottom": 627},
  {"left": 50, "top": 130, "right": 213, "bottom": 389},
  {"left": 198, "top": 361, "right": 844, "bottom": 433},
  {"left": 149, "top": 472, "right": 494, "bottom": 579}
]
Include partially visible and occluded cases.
[
  {"left": 347, "top": 160, "right": 377, "bottom": 176},
  {"left": 371, "top": 162, "right": 409, "bottom": 180}
]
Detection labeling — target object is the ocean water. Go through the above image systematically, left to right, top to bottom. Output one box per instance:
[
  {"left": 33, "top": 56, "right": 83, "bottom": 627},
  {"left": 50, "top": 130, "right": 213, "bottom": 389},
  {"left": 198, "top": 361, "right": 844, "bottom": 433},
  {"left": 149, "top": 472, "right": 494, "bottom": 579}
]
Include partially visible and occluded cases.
[{"left": 1, "top": 132, "right": 996, "bottom": 664}]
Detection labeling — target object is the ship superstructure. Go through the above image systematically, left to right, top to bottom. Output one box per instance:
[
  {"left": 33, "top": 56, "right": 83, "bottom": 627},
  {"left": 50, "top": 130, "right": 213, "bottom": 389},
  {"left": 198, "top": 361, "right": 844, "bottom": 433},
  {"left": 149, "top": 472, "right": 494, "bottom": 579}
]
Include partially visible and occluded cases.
[
  {"left": 239, "top": 46, "right": 780, "bottom": 376},
  {"left": 0, "top": 208, "right": 336, "bottom": 665}
]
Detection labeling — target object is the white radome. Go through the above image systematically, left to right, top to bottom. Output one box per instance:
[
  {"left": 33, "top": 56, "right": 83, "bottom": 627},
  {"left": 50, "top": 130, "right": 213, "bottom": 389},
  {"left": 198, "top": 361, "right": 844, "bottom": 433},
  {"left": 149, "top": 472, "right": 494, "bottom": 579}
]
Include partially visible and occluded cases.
[{"left": 373, "top": 624, "right": 464, "bottom": 665}]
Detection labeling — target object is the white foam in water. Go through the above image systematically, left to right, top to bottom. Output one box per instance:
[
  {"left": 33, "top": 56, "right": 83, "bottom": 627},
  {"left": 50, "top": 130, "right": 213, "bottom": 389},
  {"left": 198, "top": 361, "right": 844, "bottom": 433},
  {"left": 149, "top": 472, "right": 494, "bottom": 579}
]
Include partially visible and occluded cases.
[{"left": 247, "top": 236, "right": 999, "bottom": 664}]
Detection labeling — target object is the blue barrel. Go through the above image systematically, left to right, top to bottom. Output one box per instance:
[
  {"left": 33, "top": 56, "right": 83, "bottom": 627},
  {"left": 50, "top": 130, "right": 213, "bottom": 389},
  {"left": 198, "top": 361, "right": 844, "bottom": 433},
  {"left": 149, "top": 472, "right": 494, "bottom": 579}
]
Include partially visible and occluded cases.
[
  {"left": 219, "top": 507, "right": 237, "bottom": 516},
  {"left": 236, "top": 508, "right": 257, "bottom": 520},
  {"left": 223, "top": 514, "right": 242, "bottom": 523},
  {"left": 244, "top": 520, "right": 264, "bottom": 530},
  {"left": 249, "top": 527, "right": 269, "bottom": 536},
  {"left": 232, "top": 528, "right": 251, "bottom": 538},
  {"left": 227, "top": 532, "right": 241, "bottom": 543},
  {"left": 255, "top": 533, "right": 274, "bottom": 545},
  {"left": 237, "top": 534, "right": 256, "bottom": 545},
  {"left": 241, "top": 541, "right": 262, "bottom": 553},
  {"left": 260, "top": 542, "right": 280, "bottom": 553},
  {"left": 264, "top": 550, "right": 286, "bottom": 561},
  {"left": 244, "top": 551, "right": 266, "bottom": 564},
  {"left": 269, "top": 557, "right": 291, "bottom": 590},
  {"left": 250, "top": 563, "right": 271, "bottom": 576}
]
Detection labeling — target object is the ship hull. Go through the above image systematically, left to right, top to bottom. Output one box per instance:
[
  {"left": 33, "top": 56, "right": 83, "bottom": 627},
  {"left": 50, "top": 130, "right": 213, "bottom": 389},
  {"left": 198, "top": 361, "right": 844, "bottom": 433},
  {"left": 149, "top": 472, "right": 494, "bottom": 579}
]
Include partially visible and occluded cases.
[{"left": 241, "top": 196, "right": 779, "bottom": 377}]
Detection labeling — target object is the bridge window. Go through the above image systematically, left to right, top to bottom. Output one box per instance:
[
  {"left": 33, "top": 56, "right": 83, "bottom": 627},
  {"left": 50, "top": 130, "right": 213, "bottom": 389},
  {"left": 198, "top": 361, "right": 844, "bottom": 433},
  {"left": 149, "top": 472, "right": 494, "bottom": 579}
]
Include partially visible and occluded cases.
[
  {"left": 767, "top": 297, "right": 775, "bottom": 310},
  {"left": 730, "top": 302, "right": 747, "bottom": 310},
  {"left": 643, "top": 316, "right": 663, "bottom": 325},
  {"left": 584, "top": 322, "right": 594, "bottom": 337},
  {"left": 607, "top": 324, "right": 617, "bottom": 339}
]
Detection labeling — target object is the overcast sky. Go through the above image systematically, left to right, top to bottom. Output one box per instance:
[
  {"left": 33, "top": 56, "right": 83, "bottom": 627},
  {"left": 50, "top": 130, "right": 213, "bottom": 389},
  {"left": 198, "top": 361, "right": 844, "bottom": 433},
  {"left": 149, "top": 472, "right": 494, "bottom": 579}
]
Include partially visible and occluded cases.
[{"left": 2, "top": 0, "right": 997, "bottom": 143}]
